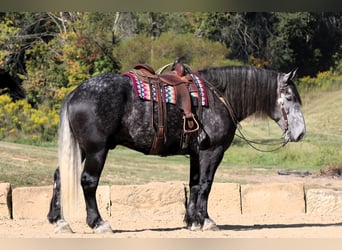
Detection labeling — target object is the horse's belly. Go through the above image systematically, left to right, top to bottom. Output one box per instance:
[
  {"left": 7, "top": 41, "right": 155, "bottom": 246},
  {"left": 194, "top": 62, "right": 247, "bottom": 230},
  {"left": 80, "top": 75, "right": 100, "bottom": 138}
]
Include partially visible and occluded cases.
[{"left": 120, "top": 101, "right": 188, "bottom": 155}]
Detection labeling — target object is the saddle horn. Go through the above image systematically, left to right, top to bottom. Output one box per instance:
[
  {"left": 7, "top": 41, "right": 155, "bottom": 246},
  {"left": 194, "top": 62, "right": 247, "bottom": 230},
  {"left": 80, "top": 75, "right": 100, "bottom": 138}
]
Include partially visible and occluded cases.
[{"left": 155, "top": 63, "right": 173, "bottom": 74}]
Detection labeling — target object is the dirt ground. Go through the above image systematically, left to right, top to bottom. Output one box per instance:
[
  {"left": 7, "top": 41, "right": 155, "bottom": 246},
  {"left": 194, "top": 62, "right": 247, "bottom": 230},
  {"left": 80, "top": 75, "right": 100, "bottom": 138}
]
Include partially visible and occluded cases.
[
  {"left": 1, "top": 173, "right": 342, "bottom": 238},
  {"left": 1, "top": 213, "right": 342, "bottom": 238}
]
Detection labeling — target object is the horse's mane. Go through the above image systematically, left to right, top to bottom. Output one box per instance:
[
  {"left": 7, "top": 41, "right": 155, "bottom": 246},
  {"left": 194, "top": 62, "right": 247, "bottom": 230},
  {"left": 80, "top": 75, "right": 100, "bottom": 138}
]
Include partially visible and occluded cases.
[{"left": 199, "top": 66, "right": 281, "bottom": 120}]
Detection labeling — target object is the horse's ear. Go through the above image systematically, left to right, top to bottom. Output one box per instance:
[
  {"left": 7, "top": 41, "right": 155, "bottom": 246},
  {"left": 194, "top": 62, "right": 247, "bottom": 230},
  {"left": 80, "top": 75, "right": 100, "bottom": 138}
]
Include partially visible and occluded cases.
[
  {"left": 283, "top": 68, "right": 298, "bottom": 82},
  {"left": 290, "top": 68, "right": 298, "bottom": 80}
]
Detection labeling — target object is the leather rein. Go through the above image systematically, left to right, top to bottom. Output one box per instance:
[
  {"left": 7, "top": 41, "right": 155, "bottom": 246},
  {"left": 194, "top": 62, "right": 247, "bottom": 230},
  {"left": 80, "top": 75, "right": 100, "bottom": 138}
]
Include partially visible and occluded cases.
[{"left": 203, "top": 77, "right": 289, "bottom": 153}]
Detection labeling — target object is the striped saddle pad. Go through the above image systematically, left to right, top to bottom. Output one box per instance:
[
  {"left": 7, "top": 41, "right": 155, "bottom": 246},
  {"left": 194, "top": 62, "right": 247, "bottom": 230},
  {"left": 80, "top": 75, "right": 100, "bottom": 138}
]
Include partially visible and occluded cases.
[{"left": 123, "top": 71, "right": 208, "bottom": 107}]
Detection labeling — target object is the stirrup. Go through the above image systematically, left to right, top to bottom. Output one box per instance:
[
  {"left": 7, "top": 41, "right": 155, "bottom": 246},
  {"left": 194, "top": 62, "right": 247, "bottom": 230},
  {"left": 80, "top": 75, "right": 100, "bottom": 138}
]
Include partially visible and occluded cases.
[{"left": 183, "top": 114, "right": 199, "bottom": 134}]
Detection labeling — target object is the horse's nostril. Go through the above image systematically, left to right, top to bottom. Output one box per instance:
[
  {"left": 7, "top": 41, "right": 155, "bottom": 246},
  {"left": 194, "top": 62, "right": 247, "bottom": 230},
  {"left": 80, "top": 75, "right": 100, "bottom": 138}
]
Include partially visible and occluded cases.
[{"left": 297, "top": 131, "right": 305, "bottom": 141}]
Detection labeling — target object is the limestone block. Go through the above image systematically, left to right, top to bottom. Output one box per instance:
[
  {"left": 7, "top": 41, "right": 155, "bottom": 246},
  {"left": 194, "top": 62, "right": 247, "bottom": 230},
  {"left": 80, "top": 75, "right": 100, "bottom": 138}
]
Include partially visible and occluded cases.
[
  {"left": 111, "top": 182, "right": 185, "bottom": 219},
  {"left": 241, "top": 182, "right": 305, "bottom": 214},
  {"left": 0, "top": 183, "right": 12, "bottom": 219},
  {"left": 209, "top": 183, "right": 241, "bottom": 217},
  {"left": 12, "top": 185, "right": 111, "bottom": 220},
  {"left": 12, "top": 186, "right": 52, "bottom": 219},
  {"left": 306, "top": 189, "right": 342, "bottom": 214}
]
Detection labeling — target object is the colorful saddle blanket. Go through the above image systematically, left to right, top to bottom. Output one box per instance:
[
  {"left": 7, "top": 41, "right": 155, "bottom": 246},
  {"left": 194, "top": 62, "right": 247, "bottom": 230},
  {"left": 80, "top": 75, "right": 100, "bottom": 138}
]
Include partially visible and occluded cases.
[{"left": 123, "top": 71, "right": 208, "bottom": 107}]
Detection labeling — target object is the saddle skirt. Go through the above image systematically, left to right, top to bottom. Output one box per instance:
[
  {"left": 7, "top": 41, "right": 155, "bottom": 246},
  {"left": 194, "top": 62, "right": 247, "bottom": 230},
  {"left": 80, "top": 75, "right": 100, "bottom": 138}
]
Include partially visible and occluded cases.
[{"left": 123, "top": 71, "right": 208, "bottom": 107}]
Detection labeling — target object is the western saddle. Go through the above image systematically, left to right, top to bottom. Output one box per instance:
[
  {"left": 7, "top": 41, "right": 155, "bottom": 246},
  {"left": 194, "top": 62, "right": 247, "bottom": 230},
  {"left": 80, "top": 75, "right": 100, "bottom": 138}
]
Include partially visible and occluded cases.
[{"left": 132, "top": 62, "right": 201, "bottom": 154}]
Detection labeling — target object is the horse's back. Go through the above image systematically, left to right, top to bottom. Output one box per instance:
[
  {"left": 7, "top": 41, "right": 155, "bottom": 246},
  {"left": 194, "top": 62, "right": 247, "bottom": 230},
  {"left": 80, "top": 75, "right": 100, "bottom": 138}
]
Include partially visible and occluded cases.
[{"left": 68, "top": 73, "right": 130, "bottom": 103}]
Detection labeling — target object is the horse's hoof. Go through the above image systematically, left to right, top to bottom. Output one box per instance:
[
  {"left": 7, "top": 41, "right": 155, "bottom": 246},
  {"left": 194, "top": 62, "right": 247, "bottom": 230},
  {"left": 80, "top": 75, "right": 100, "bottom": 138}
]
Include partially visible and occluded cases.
[
  {"left": 202, "top": 218, "right": 219, "bottom": 231},
  {"left": 54, "top": 219, "right": 74, "bottom": 233},
  {"left": 94, "top": 221, "right": 113, "bottom": 234},
  {"left": 190, "top": 222, "right": 202, "bottom": 231}
]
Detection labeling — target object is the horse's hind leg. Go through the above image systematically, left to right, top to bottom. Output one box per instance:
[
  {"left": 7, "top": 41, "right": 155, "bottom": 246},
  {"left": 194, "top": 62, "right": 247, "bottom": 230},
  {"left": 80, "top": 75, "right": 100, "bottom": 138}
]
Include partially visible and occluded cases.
[
  {"left": 81, "top": 147, "right": 112, "bottom": 233},
  {"left": 47, "top": 168, "right": 73, "bottom": 233},
  {"left": 48, "top": 168, "right": 61, "bottom": 223}
]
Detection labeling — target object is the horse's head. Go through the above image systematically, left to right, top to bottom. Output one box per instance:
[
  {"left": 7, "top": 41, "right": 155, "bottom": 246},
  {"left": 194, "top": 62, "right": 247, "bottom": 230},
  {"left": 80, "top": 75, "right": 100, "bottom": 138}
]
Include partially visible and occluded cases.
[{"left": 272, "top": 69, "right": 306, "bottom": 142}]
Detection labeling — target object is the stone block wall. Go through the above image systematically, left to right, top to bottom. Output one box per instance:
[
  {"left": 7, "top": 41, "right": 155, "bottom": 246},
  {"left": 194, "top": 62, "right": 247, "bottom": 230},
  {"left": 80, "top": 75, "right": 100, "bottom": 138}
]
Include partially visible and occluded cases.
[{"left": 1, "top": 182, "right": 342, "bottom": 220}]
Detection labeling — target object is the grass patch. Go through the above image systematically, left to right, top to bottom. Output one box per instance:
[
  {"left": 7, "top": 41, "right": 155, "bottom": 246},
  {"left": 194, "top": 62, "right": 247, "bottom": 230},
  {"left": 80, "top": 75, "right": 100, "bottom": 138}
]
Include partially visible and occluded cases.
[
  {"left": 0, "top": 142, "right": 57, "bottom": 187},
  {"left": 101, "top": 147, "right": 190, "bottom": 185}
]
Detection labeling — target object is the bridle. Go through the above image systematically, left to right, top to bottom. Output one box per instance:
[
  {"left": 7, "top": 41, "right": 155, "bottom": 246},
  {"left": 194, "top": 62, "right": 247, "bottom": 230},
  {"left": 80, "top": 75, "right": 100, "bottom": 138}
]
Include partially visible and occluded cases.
[
  {"left": 204, "top": 77, "right": 289, "bottom": 152},
  {"left": 277, "top": 93, "right": 289, "bottom": 138}
]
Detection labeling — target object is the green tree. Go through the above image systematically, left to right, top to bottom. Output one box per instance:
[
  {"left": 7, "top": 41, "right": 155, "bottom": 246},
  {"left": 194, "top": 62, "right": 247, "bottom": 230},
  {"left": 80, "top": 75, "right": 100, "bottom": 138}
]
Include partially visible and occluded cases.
[
  {"left": 194, "top": 12, "right": 342, "bottom": 76},
  {"left": 196, "top": 12, "right": 275, "bottom": 67},
  {"left": 268, "top": 12, "right": 342, "bottom": 76},
  {"left": 267, "top": 13, "right": 316, "bottom": 75},
  {"left": 310, "top": 13, "right": 342, "bottom": 73}
]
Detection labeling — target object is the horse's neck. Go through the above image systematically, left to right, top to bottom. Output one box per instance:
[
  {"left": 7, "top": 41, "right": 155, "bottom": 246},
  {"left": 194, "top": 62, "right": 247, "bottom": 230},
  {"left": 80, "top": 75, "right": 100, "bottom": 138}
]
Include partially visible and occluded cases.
[
  {"left": 201, "top": 66, "right": 277, "bottom": 122},
  {"left": 225, "top": 79, "right": 274, "bottom": 122},
  {"left": 221, "top": 88, "right": 248, "bottom": 122}
]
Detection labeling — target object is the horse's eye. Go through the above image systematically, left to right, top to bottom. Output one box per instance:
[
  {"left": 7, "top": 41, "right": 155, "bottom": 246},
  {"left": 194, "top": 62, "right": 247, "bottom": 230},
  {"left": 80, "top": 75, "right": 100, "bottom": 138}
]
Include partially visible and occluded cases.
[{"left": 285, "top": 95, "right": 293, "bottom": 101}]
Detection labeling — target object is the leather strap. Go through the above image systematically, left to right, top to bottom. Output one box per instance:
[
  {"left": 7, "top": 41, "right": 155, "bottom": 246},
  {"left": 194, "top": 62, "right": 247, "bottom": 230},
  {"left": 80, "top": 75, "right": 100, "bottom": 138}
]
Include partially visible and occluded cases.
[
  {"left": 132, "top": 63, "right": 203, "bottom": 155},
  {"left": 149, "top": 80, "right": 165, "bottom": 155}
]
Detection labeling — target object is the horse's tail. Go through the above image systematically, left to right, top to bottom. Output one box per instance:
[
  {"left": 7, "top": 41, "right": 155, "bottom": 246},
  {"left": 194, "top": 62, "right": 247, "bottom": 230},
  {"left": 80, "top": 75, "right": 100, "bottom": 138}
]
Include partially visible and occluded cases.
[{"left": 58, "top": 101, "right": 83, "bottom": 221}]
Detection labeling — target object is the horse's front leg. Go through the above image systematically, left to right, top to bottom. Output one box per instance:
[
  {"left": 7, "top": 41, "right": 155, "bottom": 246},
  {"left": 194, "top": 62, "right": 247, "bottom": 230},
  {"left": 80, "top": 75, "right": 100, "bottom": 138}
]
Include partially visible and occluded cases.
[
  {"left": 81, "top": 148, "right": 112, "bottom": 233},
  {"left": 187, "top": 149, "right": 223, "bottom": 231},
  {"left": 184, "top": 153, "right": 201, "bottom": 230},
  {"left": 195, "top": 178, "right": 219, "bottom": 231}
]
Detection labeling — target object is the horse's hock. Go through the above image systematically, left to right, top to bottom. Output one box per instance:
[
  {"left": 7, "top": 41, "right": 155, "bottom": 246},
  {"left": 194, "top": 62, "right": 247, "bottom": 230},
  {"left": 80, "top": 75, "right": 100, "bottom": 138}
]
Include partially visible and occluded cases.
[{"left": 1, "top": 182, "right": 342, "bottom": 220}]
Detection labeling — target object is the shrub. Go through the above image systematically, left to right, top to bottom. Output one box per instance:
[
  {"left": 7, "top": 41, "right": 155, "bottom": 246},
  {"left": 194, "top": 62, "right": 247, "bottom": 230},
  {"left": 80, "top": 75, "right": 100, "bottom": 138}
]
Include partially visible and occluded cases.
[
  {"left": 114, "top": 32, "right": 241, "bottom": 73},
  {"left": 298, "top": 65, "right": 342, "bottom": 93},
  {"left": 0, "top": 94, "right": 59, "bottom": 144}
]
